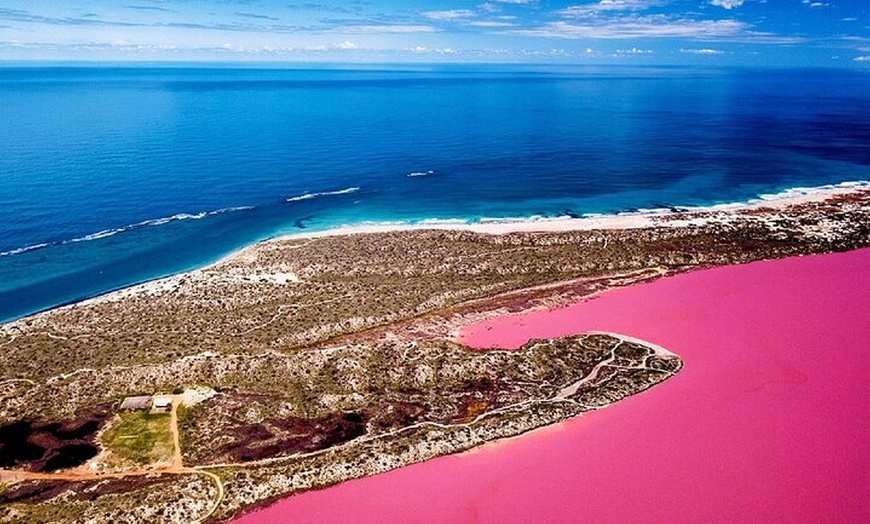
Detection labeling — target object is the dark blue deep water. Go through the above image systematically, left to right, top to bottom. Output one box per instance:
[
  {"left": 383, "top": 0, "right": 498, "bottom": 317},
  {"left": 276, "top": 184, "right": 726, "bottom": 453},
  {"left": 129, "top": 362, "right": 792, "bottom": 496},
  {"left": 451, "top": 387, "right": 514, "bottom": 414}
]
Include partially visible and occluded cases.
[{"left": 1, "top": 64, "right": 868, "bottom": 322}]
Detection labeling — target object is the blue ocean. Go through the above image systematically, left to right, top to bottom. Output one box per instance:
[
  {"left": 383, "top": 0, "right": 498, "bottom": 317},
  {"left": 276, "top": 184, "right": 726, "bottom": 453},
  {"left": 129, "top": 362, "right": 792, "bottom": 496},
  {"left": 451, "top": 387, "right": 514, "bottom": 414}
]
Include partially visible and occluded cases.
[{"left": 1, "top": 64, "right": 868, "bottom": 323}]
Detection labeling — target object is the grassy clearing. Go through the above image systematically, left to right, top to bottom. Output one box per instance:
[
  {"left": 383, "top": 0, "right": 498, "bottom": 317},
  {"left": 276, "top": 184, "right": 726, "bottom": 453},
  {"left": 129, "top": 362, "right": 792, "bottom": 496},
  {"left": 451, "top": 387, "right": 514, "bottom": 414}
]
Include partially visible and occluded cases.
[{"left": 101, "top": 412, "right": 173, "bottom": 466}]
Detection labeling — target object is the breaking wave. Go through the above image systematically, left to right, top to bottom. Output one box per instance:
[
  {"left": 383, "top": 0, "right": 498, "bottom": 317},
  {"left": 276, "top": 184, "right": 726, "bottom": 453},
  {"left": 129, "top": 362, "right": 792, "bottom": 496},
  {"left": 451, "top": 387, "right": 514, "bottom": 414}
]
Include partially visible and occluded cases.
[
  {"left": 681, "top": 180, "right": 870, "bottom": 212},
  {"left": 286, "top": 187, "right": 360, "bottom": 203},
  {"left": 0, "top": 205, "right": 254, "bottom": 258},
  {"left": 415, "top": 218, "right": 468, "bottom": 226},
  {"left": 0, "top": 243, "right": 50, "bottom": 257}
]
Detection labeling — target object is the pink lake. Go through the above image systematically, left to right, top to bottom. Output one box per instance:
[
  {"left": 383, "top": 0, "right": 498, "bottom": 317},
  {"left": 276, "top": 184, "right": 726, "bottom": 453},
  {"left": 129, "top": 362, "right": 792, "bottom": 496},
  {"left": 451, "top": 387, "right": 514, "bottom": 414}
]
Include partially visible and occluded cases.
[{"left": 233, "top": 249, "right": 869, "bottom": 524}]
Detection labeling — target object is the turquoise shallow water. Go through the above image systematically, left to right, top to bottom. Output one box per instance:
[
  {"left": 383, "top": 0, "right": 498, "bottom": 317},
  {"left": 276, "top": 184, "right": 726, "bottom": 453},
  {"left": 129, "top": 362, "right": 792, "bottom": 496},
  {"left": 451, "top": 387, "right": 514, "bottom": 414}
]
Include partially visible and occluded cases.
[{"left": 1, "top": 64, "right": 868, "bottom": 322}]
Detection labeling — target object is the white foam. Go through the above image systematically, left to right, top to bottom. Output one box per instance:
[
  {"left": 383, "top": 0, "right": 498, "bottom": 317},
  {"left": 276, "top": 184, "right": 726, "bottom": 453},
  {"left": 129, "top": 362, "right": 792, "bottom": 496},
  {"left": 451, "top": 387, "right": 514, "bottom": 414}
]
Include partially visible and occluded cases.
[
  {"left": 407, "top": 170, "right": 435, "bottom": 178},
  {"left": 280, "top": 179, "right": 868, "bottom": 240},
  {"left": 681, "top": 181, "right": 870, "bottom": 212},
  {"left": 286, "top": 187, "right": 361, "bottom": 202},
  {"left": 0, "top": 205, "right": 255, "bottom": 257},
  {"left": 71, "top": 206, "right": 254, "bottom": 242},
  {"left": 616, "top": 207, "right": 672, "bottom": 217},
  {"left": 477, "top": 215, "right": 574, "bottom": 225},
  {"left": 416, "top": 218, "right": 468, "bottom": 226},
  {"left": 356, "top": 220, "right": 407, "bottom": 227},
  {"left": 73, "top": 228, "right": 125, "bottom": 243},
  {"left": 0, "top": 243, "right": 49, "bottom": 257}
]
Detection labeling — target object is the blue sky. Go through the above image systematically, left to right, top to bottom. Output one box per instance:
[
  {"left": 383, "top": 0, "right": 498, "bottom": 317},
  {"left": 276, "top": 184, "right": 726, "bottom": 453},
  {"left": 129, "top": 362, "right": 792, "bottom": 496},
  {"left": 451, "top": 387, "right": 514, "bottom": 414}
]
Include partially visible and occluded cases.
[{"left": 0, "top": 1, "right": 867, "bottom": 65}]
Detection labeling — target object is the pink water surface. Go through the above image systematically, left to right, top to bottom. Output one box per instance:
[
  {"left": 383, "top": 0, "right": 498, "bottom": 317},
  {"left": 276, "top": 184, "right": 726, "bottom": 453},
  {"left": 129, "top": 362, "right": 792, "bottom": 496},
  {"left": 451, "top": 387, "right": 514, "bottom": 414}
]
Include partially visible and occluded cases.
[{"left": 234, "top": 249, "right": 869, "bottom": 524}]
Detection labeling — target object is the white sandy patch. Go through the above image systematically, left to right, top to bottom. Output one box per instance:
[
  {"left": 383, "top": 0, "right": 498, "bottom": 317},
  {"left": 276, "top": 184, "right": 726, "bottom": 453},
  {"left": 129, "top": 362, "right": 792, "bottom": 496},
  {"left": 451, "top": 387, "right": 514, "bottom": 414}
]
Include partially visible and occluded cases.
[
  {"left": 215, "top": 272, "right": 301, "bottom": 285},
  {"left": 248, "top": 272, "right": 300, "bottom": 284},
  {"left": 85, "top": 274, "right": 187, "bottom": 305},
  {"left": 182, "top": 385, "right": 217, "bottom": 406}
]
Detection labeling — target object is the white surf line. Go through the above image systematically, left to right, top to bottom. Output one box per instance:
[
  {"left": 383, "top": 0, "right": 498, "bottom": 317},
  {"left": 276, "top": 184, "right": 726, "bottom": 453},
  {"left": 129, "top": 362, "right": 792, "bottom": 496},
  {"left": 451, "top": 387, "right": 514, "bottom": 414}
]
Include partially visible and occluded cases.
[
  {"left": 279, "top": 181, "right": 870, "bottom": 242},
  {"left": 4, "top": 182, "right": 864, "bottom": 334},
  {"left": 286, "top": 187, "right": 360, "bottom": 203}
]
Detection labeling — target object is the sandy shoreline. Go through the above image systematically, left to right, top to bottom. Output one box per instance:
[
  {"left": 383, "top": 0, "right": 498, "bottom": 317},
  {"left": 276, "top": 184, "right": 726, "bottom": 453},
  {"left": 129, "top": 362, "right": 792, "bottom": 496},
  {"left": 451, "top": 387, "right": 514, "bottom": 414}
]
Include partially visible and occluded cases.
[
  {"left": 191, "top": 178, "right": 869, "bottom": 283},
  {"left": 3, "top": 180, "right": 866, "bottom": 327},
  {"left": 104, "top": 180, "right": 868, "bottom": 302},
  {"left": 275, "top": 180, "right": 869, "bottom": 240}
]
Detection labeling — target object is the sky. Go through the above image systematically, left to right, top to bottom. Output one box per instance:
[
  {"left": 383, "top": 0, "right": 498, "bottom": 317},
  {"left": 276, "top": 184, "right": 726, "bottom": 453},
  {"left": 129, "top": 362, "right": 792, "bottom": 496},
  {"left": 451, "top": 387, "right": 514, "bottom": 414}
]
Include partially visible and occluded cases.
[{"left": 0, "top": 1, "right": 867, "bottom": 66}]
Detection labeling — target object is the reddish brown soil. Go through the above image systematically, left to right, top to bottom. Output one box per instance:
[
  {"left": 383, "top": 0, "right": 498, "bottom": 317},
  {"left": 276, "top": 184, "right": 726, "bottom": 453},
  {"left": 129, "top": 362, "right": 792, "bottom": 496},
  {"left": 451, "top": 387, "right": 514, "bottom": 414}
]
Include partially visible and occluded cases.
[
  {"left": 222, "top": 412, "right": 369, "bottom": 463},
  {"left": 0, "top": 475, "right": 176, "bottom": 504}
]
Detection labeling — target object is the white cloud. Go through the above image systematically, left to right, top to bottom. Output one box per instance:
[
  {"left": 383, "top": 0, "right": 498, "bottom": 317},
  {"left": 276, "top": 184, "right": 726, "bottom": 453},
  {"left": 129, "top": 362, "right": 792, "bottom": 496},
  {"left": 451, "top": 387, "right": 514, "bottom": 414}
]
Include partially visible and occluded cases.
[
  {"left": 472, "top": 0, "right": 538, "bottom": 8},
  {"left": 557, "top": 0, "right": 659, "bottom": 17},
  {"left": 710, "top": 0, "right": 745, "bottom": 9},
  {"left": 422, "top": 8, "right": 519, "bottom": 28},
  {"left": 422, "top": 10, "right": 475, "bottom": 21},
  {"left": 508, "top": 13, "right": 804, "bottom": 43},
  {"left": 510, "top": 17, "right": 747, "bottom": 39},
  {"left": 469, "top": 21, "right": 516, "bottom": 27},
  {"left": 337, "top": 25, "right": 439, "bottom": 34},
  {"left": 334, "top": 40, "right": 358, "bottom": 50},
  {"left": 408, "top": 45, "right": 458, "bottom": 54},
  {"left": 615, "top": 47, "right": 653, "bottom": 54},
  {"left": 519, "top": 48, "right": 572, "bottom": 57},
  {"left": 681, "top": 48, "right": 725, "bottom": 54},
  {"left": 855, "top": 55, "right": 870, "bottom": 62}
]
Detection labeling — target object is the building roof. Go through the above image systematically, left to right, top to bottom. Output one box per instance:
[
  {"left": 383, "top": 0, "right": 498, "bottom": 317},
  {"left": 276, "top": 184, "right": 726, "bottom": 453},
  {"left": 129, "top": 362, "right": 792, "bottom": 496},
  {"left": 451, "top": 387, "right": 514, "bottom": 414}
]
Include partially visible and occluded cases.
[
  {"left": 119, "top": 396, "right": 151, "bottom": 410},
  {"left": 152, "top": 396, "right": 173, "bottom": 408}
]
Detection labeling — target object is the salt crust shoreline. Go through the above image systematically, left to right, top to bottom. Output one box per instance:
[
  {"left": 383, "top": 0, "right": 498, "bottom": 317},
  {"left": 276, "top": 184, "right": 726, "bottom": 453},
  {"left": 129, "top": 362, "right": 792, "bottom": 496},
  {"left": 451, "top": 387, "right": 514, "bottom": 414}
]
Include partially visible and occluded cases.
[{"left": 4, "top": 181, "right": 866, "bottom": 325}]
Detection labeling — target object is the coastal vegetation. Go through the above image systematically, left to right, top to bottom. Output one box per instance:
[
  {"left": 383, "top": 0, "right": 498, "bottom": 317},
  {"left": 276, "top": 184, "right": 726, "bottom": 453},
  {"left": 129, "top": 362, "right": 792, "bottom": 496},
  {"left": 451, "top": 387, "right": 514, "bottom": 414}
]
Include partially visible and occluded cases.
[
  {"left": 0, "top": 189, "right": 868, "bottom": 523},
  {"left": 1, "top": 191, "right": 867, "bottom": 387}
]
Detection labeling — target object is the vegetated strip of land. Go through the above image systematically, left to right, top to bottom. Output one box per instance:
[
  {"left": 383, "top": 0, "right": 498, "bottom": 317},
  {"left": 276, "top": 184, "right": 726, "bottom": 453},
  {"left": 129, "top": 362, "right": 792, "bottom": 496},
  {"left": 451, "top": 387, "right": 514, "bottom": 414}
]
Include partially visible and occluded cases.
[
  {"left": 0, "top": 187, "right": 867, "bottom": 523},
  {"left": 2, "top": 187, "right": 867, "bottom": 386},
  {"left": 1, "top": 333, "right": 679, "bottom": 524}
]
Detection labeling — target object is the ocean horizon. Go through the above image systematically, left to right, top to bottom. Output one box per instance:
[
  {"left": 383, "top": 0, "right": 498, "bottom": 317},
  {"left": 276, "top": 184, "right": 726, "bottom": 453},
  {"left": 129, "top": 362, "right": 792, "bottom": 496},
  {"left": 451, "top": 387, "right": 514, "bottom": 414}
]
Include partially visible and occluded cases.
[{"left": 1, "top": 63, "right": 869, "bottom": 323}]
